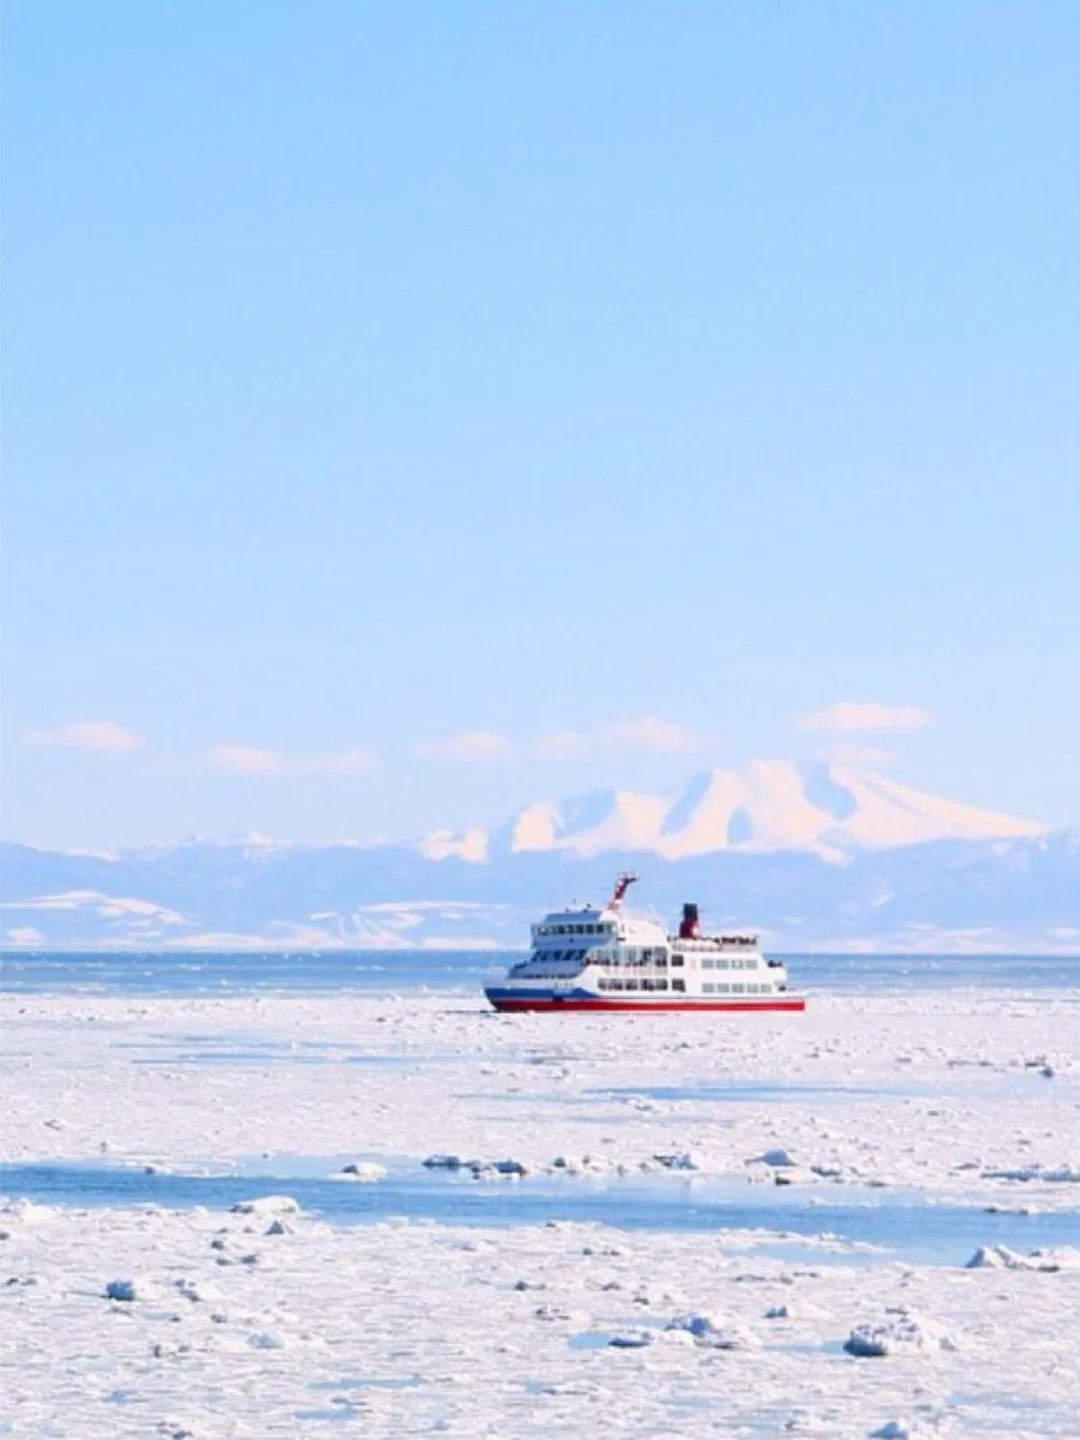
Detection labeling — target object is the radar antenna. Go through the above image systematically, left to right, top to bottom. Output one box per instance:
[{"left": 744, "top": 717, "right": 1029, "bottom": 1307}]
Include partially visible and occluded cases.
[{"left": 608, "top": 872, "right": 638, "bottom": 911}]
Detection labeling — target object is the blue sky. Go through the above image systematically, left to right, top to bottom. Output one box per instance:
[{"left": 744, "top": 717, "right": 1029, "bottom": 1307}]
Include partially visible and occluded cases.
[{"left": 5, "top": 1, "right": 1078, "bottom": 848}]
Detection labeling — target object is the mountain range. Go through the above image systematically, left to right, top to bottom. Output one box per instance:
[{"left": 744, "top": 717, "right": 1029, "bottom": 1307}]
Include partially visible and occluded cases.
[{"left": 2, "top": 760, "right": 1077, "bottom": 953}]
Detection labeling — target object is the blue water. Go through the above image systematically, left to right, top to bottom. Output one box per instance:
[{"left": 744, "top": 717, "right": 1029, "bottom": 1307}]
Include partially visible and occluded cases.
[
  {"left": 2, "top": 948, "right": 1075, "bottom": 996},
  {"left": 4, "top": 1160, "right": 1077, "bottom": 1266}
]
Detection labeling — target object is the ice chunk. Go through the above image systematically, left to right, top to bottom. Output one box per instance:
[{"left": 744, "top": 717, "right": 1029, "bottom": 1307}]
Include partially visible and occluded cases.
[
  {"left": 750, "top": 1148, "right": 796, "bottom": 1168},
  {"left": 652, "top": 1152, "right": 699, "bottom": 1171},
  {"left": 422, "top": 1154, "right": 466, "bottom": 1170},
  {"left": 468, "top": 1158, "right": 528, "bottom": 1178},
  {"left": 340, "top": 1161, "right": 388, "bottom": 1182},
  {"left": 982, "top": 1163, "right": 1080, "bottom": 1183},
  {"left": 229, "top": 1195, "right": 300, "bottom": 1216},
  {"left": 2, "top": 1200, "right": 53, "bottom": 1225},
  {"left": 966, "top": 1245, "right": 1080, "bottom": 1272},
  {"left": 105, "top": 1277, "right": 149, "bottom": 1302},
  {"left": 843, "top": 1308, "right": 952, "bottom": 1358},
  {"left": 666, "top": 1313, "right": 755, "bottom": 1349},
  {"left": 247, "top": 1330, "right": 288, "bottom": 1350},
  {"left": 608, "top": 1331, "right": 653, "bottom": 1348}
]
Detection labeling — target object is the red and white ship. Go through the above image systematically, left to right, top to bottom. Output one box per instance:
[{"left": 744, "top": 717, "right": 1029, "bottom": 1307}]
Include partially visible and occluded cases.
[{"left": 484, "top": 874, "right": 806, "bottom": 1013}]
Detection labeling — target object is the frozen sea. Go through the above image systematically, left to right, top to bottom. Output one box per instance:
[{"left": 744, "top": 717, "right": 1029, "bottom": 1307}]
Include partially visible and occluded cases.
[{"left": 2, "top": 949, "right": 1078, "bottom": 1437}]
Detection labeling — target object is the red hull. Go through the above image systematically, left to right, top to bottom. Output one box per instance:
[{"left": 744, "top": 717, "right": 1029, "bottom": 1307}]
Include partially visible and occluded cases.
[{"left": 488, "top": 997, "right": 807, "bottom": 1013}]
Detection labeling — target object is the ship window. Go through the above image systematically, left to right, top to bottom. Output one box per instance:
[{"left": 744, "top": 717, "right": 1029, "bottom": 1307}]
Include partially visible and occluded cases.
[
  {"left": 671, "top": 954, "right": 684, "bottom": 967},
  {"left": 655, "top": 956, "right": 667, "bottom": 968},
  {"left": 641, "top": 978, "right": 653, "bottom": 991},
  {"left": 672, "top": 978, "right": 685, "bottom": 992},
  {"left": 624, "top": 979, "right": 639, "bottom": 991},
  {"left": 656, "top": 979, "right": 667, "bottom": 991},
  {"left": 702, "top": 982, "right": 714, "bottom": 994},
  {"left": 732, "top": 983, "right": 745, "bottom": 994}
]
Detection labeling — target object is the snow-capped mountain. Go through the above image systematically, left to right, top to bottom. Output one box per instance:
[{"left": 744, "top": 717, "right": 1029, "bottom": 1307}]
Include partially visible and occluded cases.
[
  {"left": 502, "top": 760, "right": 1042, "bottom": 861},
  {"left": 1, "top": 761, "right": 1074, "bottom": 953}
]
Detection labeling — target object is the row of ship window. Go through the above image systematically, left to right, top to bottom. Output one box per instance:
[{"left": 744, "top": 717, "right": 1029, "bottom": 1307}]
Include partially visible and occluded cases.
[
  {"left": 534, "top": 922, "right": 613, "bottom": 937},
  {"left": 534, "top": 946, "right": 674, "bottom": 965},
  {"left": 533, "top": 949, "right": 760, "bottom": 970},
  {"left": 597, "top": 977, "right": 686, "bottom": 992},
  {"left": 701, "top": 982, "right": 773, "bottom": 994}
]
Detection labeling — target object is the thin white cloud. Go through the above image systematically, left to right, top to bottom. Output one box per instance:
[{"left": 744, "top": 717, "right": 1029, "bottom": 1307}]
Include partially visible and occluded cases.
[
  {"left": 797, "top": 702, "right": 935, "bottom": 734},
  {"left": 602, "top": 716, "right": 708, "bottom": 754},
  {"left": 22, "top": 720, "right": 145, "bottom": 753},
  {"left": 415, "top": 731, "right": 513, "bottom": 762},
  {"left": 209, "top": 744, "right": 377, "bottom": 777}
]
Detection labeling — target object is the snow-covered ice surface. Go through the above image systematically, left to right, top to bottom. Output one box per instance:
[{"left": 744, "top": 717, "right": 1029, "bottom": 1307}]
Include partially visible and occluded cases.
[{"left": 2, "top": 970, "right": 1079, "bottom": 1436}]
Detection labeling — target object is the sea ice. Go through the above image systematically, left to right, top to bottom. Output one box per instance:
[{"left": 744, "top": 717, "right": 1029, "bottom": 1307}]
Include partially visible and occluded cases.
[
  {"left": 4, "top": 979, "right": 1080, "bottom": 1438},
  {"left": 751, "top": 1148, "right": 797, "bottom": 1168},
  {"left": 652, "top": 1152, "right": 699, "bottom": 1171},
  {"left": 468, "top": 1158, "right": 528, "bottom": 1178},
  {"left": 341, "top": 1161, "right": 388, "bottom": 1181},
  {"left": 982, "top": 1163, "right": 1080, "bottom": 1183},
  {"left": 229, "top": 1194, "right": 301, "bottom": 1215},
  {"left": 965, "top": 1244, "right": 1080, "bottom": 1272},
  {"left": 104, "top": 1276, "right": 149, "bottom": 1302},
  {"left": 843, "top": 1308, "right": 954, "bottom": 1358},
  {"left": 665, "top": 1312, "right": 756, "bottom": 1349},
  {"left": 247, "top": 1329, "right": 288, "bottom": 1350}
]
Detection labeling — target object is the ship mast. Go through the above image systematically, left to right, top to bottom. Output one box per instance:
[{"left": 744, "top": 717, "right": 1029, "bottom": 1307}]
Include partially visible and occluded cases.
[{"left": 608, "top": 872, "right": 638, "bottom": 911}]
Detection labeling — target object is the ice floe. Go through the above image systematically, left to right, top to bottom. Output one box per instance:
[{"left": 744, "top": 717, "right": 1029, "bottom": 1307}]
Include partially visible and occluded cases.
[
  {"left": 3, "top": 977, "right": 1079, "bottom": 1437},
  {"left": 340, "top": 1161, "right": 388, "bottom": 1181},
  {"left": 982, "top": 1162, "right": 1080, "bottom": 1183},
  {"left": 229, "top": 1194, "right": 301, "bottom": 1215},
  {"left": 965, "top": 1244, "right": 1080, "bottom": 1271},
  {"left": 104, "top": 1276, "right": 151, "bottom": 1302},
  {"left": 843, "top": 1307, "right": 957, "bottom": 1358},
  {"left": 666, "top": 1312, "right": 758, "bottom": 1348}
]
